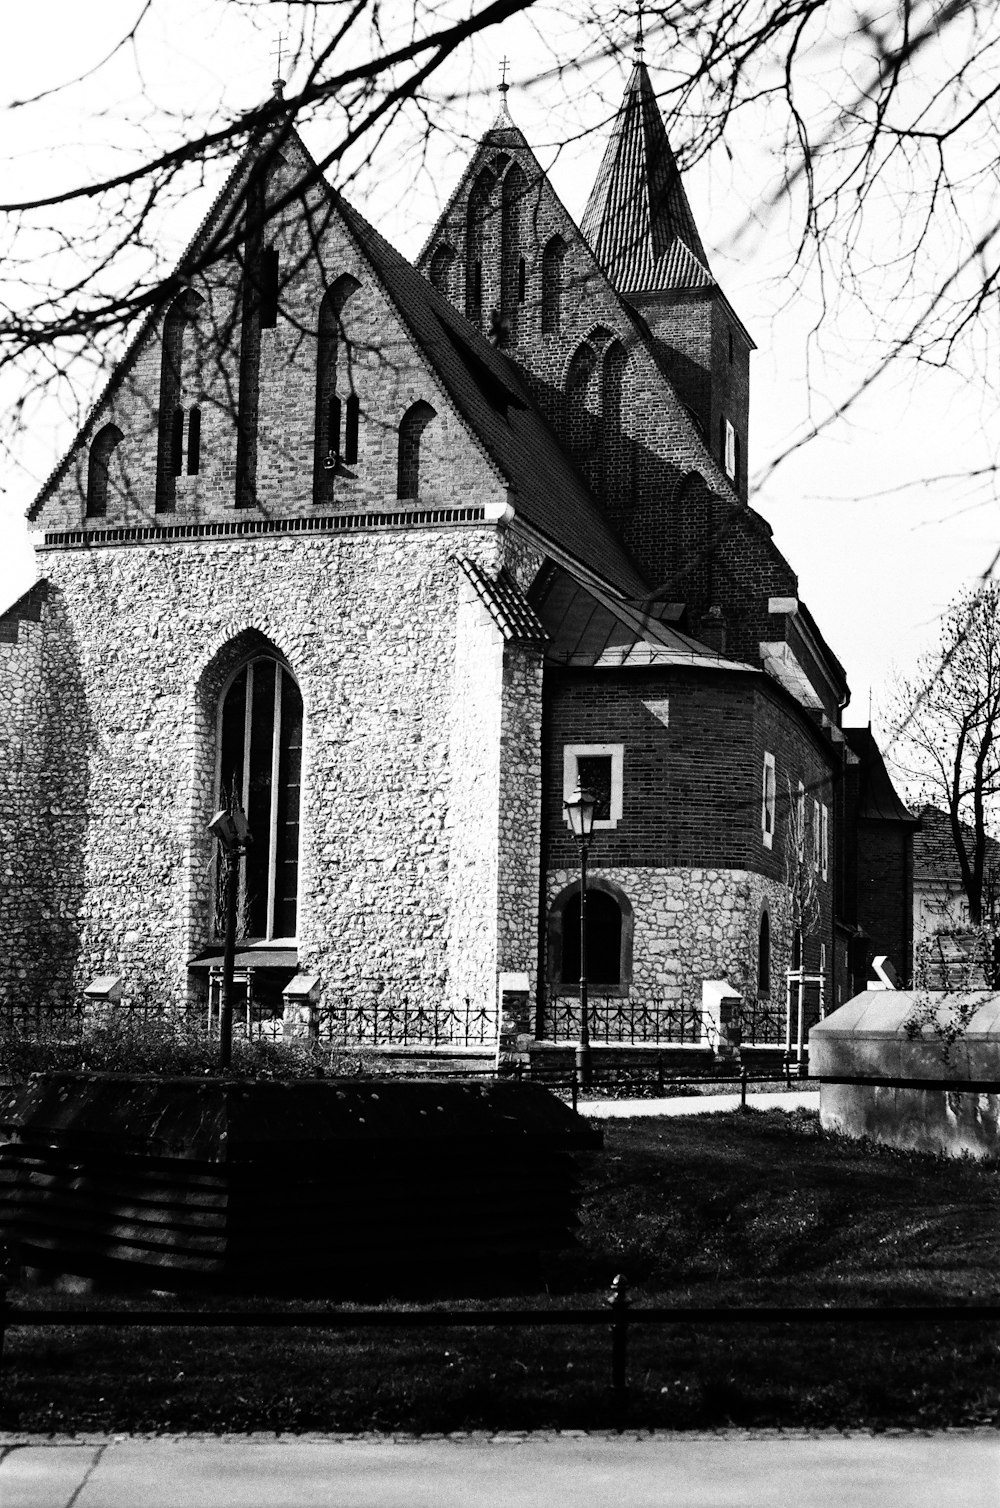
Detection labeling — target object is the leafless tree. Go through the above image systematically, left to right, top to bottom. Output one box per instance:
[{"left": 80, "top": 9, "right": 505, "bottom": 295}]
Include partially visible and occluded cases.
[
  {"left": 2, "top": 0, "right": 999, "bottom": 500},
  {"left": 892, "top": 583, "right": 1000, "bottom": 926}
]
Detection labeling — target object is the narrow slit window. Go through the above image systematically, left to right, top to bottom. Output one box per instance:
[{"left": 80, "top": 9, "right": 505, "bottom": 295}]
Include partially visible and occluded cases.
[
  {"left": 260, "top": 247, "right": 280, "bottom": 328},
  {"left": 518, "top": 257, "right": 526, "bottom": 303},
  {"left": 344, "top": 394, "right": 359, "bottom": 465},
  {"left": 329, "top": 395, "right": 342, "bottom": 459},
  {"left": 186, "top": 407, "right": 202, "bottom": 475},
  {"left": 170, "top": 408, "right": 185, "bottom": 476}
]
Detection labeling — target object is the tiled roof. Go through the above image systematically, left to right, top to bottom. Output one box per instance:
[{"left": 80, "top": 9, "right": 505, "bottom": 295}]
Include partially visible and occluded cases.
[
  {"left": 580, "top": 62, "right": 713, "bottom": 297},
  {"left": 334, "top": 190, "right": 650, "bottom": 597},
  {"left": 457, "top": 558, "right": 548, "bottom": 643},
  {"left": 912, "top": 802, "right": 1000, "bottom": 881}
]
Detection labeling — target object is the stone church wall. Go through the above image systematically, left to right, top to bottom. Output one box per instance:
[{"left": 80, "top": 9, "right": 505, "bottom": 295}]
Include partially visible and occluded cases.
[
  {"left": 4, "top": 519, "right": 537, "bottom": 1020},
  {"left": 0, "top": 585, "right": 92, "bottom": 1012},
  {"left": 544, "top": 864, "right": 791, "bottom": 1021}
]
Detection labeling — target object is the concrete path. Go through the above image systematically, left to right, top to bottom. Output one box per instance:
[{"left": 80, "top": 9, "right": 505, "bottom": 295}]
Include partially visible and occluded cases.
[
  {"left": 579, "top": 1088, "right": 820, "bottom": 1118},
  {"left": 2, "top": 1430, "right": 996, "bottom": 1507}
]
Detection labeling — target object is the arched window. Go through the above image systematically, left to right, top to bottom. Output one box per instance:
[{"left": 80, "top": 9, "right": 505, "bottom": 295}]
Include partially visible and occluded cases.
[
  {"left": 500, "top": 165, "right": 526, "bottom": 345},
  {"left": 465, "top": 169, "right": 494, "bottom": 324},
  {"left": 541, "top": 234, "right": 567, "bottom": 334},
  {"left": 429, "top": 243, "right": 457, "bottom": 298},
  {"left": 314, "top": 274, "right": 362, "bottom": 504},
  {"left": 156, "top": 289, "right": 203, "bottom": 513},
  {"left": 566, "top": 341, "right": 598, "bottom": 484},
  {"left": 602, "top": 341, "right": 629, "bottom": 503},
  {"left": 397, "top": 400, "right": 436, "bottom": 500},
  {"left": 86, "top": 423, "right": 124, "bottom": 519},
  {"left": 217, "top": 656, "right": 303, "bottom": 941},
  {"left": 547, "top": 878, "right": 634, "bottom": 996},
  {"left": 562, "top": 888, "right": 622, "bottom": 985},
  {"left": 758, "top": 911, "right": 771, "bottom": 995}
]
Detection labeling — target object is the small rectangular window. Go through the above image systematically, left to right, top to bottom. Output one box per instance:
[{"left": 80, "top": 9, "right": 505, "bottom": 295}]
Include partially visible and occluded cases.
[
  {"left": 260, "top": 247, "right": 280, "bottom": 328},
  {"left": 344, "top": 394, "right": 359, "bottom": 465},
  {"left": 170, "top": 407, "right": 184, "bottom": 476},
  {"left": 186, "top": 407, "right": 201, "bottom": 475},
  {"left": 724, "top": 418, "right": 737, "bottom": 480},
  {"left": 564, "top": 744, "right": 624, "bottom": 830},
  {"left": 762, "top": 752, "right": 776, "bottom": 850},
  {"left": 576, "top": 755, "right": 613, "bottom": 822},
  {"left": 813, "top": 799, "right": 821, "bottom": 869},
  {"left": 821, "top": 803, "right": 829, "bottom": 881}
]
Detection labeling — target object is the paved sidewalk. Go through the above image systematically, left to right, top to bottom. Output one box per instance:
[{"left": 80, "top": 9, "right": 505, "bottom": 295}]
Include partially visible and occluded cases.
[
  {"left": 578, "top": 1088, "right": 820, "bottom": 1118},
  {"left": 2, "top": 1429, "right": 996, "bottom": 1507}
]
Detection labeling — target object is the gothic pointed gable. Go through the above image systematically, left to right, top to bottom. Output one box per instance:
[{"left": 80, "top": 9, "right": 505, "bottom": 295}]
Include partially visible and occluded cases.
[{"left": 580, "top": 62, "right": 711, "bottom": 296}]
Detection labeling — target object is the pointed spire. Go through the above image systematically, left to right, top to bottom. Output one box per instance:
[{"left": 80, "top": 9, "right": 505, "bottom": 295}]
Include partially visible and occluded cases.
[
  {"left": 485, "top": 57, "right": 526, "bottom": 145},
  {"left": 581, "top": 60, "right": 712, "bottom": 295}
]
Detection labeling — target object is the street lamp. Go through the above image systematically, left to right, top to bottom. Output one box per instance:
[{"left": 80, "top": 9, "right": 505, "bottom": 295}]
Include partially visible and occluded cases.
[
  {"left": 563, "top": 784, "right": 597, "bottom": 1088},
  {"left": 207, "top": 794, "right": 252, "bottom": 1071}
]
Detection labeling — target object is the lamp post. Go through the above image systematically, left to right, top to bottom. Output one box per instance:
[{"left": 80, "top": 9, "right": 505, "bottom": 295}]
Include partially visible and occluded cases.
[
  {"left": 563, "top": 784, "right": 597, "bottom": 1088},
  {"left": 207, "top": 794, "right": 252, "bottom": 1071}
]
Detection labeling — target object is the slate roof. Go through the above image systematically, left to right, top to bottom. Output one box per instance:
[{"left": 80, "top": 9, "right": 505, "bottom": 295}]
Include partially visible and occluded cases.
[
  {"left": 580, "top": 62, "right": 713, "bottom": 296},
  {"left": 842, "top": 727, "right": 919, "bottom": 823},
  {"left": 912, "top": 802, "right": 1000, "bottom": 882}
]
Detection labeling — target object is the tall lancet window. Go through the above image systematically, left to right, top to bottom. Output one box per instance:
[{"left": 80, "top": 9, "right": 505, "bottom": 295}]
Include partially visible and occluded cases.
[
  {"left": 500, "top": 165, "right": 526, "bottom": 345},
  {"left": 465, "top": 169, "right": 495, "bottom": 325},
  {"left": 541, "top": 234, "right": 567, "bottom": 334},
  {"left": 314, "top": 273, "right": 362, "bottom": 504},
  {"left": 156, "top": 289, "right": 204, "bottom": 513},
  {"left": 566, "top": 341, "right": 598, "bottom": 487},
  {"left": 602, "top": 341, "right": 630, "bottom": 505},
  {"left": 397, "top": 401, "right": 436, "bottom": 500},
  {"left": 86, "top": 423, "right": 124, "bottom": 518},
  {"left": 217, "top": 657, "right": 303, "bottom": 941}
]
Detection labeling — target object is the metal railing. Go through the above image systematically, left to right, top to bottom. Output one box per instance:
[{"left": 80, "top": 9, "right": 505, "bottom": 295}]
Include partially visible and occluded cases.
[
  {"left": 312, "top": 993, "right": 497, "bottom": 1048},
  {"left": 539, "top": 996, "right": 709, "bottom": 1045},
  {"left": 1, "top": 1276, "right": 996, "bottom": 1408}
]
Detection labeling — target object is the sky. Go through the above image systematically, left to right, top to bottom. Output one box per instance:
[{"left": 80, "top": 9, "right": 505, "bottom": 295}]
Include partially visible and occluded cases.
[{"left": 2, "top": 0, "right": 998, "bottom": 754}]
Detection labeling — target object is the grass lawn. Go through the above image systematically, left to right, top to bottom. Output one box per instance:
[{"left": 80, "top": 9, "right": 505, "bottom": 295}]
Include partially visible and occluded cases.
[{"left": 2, "top": 1107, "right": 998, "bottom": 1433}]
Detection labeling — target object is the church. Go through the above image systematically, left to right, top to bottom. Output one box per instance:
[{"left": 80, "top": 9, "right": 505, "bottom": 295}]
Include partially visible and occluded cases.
[{"left": 0, "top": 56, "right": 909, "bottom": 1069}]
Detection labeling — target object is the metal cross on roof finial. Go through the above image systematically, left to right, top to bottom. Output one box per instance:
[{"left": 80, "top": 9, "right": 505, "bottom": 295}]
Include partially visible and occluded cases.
[
  {"left": 635, "top": 0, "right": 645, "bottom": 58},
  {"left": 272, "top": 25, "right": 287, "bottom": 98},
  {"left": 499, "top": 56, "right": 512, "bottom": 94}
]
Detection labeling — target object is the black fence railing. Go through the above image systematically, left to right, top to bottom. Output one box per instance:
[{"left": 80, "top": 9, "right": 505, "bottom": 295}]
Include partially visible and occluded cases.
[
  {"left": 313, "top": 994, "right": 497, "bottom": 1049},
  {"left": 539, "top": 996, "right": 709, "bottom": 1045},
  {"left": 2, "top": 1278, "right": 996, "bottom": 1403}
]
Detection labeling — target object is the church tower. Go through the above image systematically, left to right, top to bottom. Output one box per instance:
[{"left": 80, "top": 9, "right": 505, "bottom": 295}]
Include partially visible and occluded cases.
[{"left": 581, "top": 59, "right": 753, "bottom": 502}]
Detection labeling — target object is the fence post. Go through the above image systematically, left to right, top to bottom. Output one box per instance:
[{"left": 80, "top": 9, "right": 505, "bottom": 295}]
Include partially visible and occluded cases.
[
  {"left": 740, "top": 1068, "right": 748, "bottom": 1110},
  {"left": 0, "top": 1267, "right": 11, "bottom": 1388},
  {"left": 608, "top": 1273, "right": 630, "bottom": 1407}
]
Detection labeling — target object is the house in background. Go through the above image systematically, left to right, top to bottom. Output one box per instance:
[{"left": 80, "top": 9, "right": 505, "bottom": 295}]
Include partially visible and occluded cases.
[
  {"left": 0, "top": 57, "right": 907, "bottom": 1068},
  {"left": 835, "top": 727, "right": 919, "bottom": 999},
  {"left": 912, "top": 803, "right": 1000, "bottom": 947}
]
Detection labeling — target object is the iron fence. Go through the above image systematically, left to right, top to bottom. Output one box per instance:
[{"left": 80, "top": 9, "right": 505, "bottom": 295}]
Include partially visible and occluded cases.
[
  {"left": 313, "top": 992, "right": 497, "bottom": 1048},
  {"left": 539, "top": 995, "right": 710, "bottom": 1045}
]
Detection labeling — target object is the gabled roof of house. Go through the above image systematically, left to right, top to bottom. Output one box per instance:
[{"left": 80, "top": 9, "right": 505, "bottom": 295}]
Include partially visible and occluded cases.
[
  {"left": 580, "top": 61, "right": 711, "bottom": 295},
  {"left": 843, "top": 726, "right": 919, "bottom": 823},
  {"left": 912, "top": 802, "right": 1000, "bottom": 881}
]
